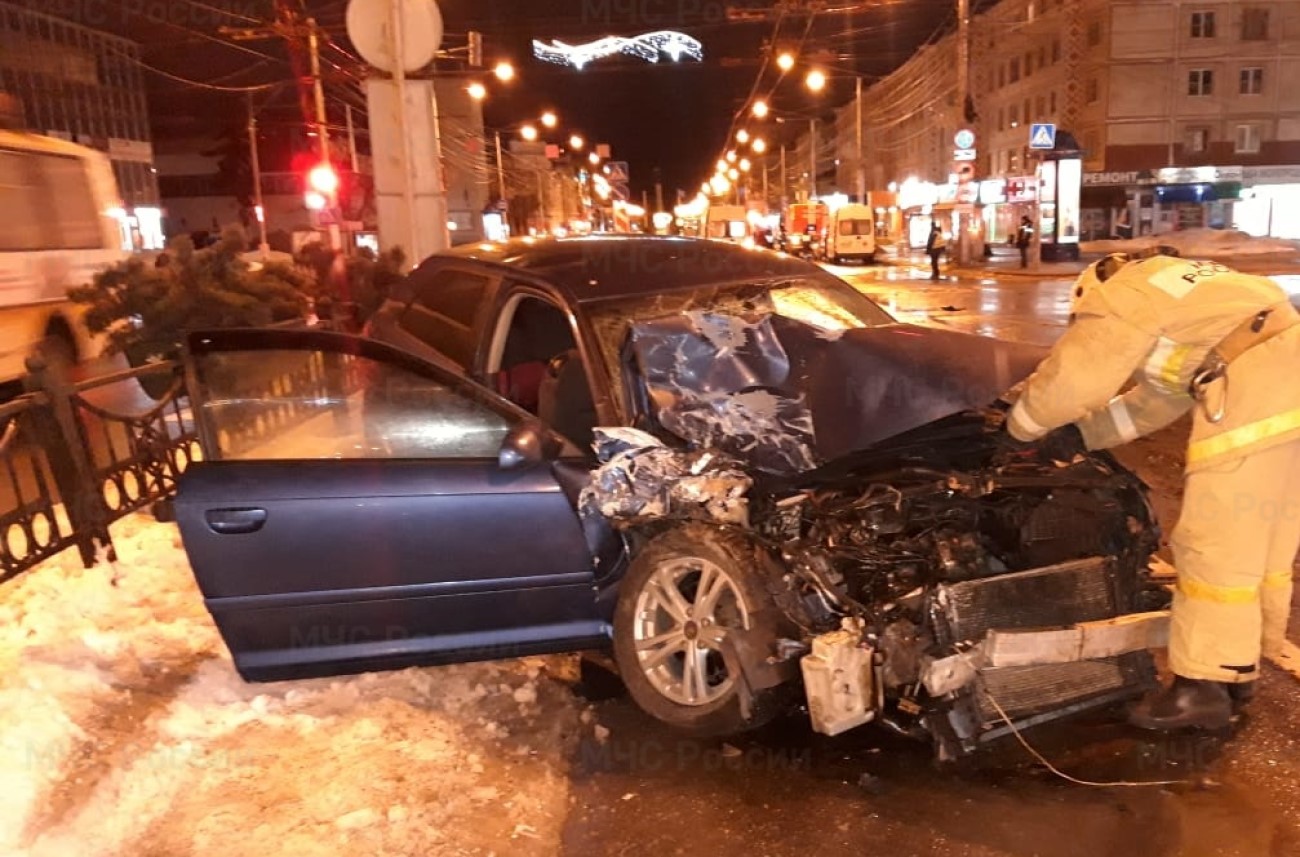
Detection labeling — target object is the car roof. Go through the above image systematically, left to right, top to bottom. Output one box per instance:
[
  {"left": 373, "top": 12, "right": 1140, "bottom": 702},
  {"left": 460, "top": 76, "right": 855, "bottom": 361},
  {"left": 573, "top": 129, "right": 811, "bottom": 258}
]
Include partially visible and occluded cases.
[{"left": 432, "top": 235, "right": 821, "bottom": 302}]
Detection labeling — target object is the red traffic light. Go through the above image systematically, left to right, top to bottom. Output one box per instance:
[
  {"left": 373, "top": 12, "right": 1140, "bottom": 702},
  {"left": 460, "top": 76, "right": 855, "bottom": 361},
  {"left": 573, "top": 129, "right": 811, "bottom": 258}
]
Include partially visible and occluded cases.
[{"left": 307, "top": 163, "right": 339, "bottom": 196}]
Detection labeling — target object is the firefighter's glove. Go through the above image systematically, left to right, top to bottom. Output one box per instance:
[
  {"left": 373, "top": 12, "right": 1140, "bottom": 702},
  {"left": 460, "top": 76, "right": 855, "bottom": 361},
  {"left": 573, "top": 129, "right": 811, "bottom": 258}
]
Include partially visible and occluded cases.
[{"left": 1037, "top": 424, "right": 1086, "bottom": 463}]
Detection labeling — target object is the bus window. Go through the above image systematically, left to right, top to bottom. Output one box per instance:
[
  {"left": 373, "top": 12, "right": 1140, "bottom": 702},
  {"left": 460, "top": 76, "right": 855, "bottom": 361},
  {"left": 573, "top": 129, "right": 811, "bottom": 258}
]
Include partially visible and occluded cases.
[
  {"left": 0, "top": 149, "right": 44, "bottom": 251},
  {"left": 35, "top": 153, "right": 102, "bottom": 250}
]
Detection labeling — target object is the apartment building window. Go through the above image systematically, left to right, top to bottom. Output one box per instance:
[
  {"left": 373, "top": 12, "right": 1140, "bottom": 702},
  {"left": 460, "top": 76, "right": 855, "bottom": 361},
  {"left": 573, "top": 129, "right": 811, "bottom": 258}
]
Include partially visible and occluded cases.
[
  {"left": 1241, "top": 8, "right": 1269, "bottom": 41},
  {"left": 1190, "top": 11, "right": 1215, "bottom": 38},
  {"left": 1087, "top": 20, "right": 1102, "bottom": 46},
  {"left": 1051, "top": 39, "right": 1061, "bottom": 63},
  {"left": 1038, "top": 47, "right": 1047, "bottom": 69},
  {"left": 1025, "top": 52, "right": 1034, "bottom": 76},
  {"left": 1009, "top": 57, "right": 1020, "bottom": 82},
  {"left": 997, "top": 65, "right": 1005, "bottom": 88},
  {"left": 1240, "top": 67, "right": 1264, "bottom": 95},
  {"left": 1188, "top": 69, "right": 1214, "bottom": 96},
  {"left": 1086, "top": 78, "right": 1099, "bottom": 103},
  {"left": 1050, "top": 91, "right": 1058, "bottom": 113},
  {"left": 1036, "top": 95, "right": 1046, "bottom": 115},
  {"left": 1024, "top": 99, "right": 1032, "bottom": 124},
  {"left": 1009, "top": 104, "right": 1020, "bottom": 126},
  {"left": 997, "top": 106, "right": 1004, "bottom": 130},
  {"left": 1235, "top": 124, "right": 1262, "bottom": 154},
  {"left": 1185, "top": 127, "right": 1209, "bottom": 153}
]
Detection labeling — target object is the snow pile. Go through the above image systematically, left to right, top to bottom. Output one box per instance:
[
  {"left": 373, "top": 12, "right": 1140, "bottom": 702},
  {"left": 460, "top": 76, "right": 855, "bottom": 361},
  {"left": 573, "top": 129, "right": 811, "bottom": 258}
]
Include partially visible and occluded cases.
[
  {"left": 1082, "top": 229, "right": 1300, "bottom": 259},
  {"left": 0, "top": 514, "right": 586, "bottom": 856}
]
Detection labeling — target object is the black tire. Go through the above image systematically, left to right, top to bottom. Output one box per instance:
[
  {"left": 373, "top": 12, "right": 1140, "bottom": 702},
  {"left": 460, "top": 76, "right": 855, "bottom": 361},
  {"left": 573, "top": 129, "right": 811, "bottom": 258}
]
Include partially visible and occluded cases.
[{"left": 612, "top": 524, "right": 794, "bottom": 737}]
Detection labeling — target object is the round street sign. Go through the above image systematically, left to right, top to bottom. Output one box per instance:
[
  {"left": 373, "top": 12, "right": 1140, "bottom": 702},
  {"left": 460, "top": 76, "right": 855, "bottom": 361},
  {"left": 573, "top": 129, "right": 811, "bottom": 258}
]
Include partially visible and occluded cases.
[{"left": 954, "top": 128, "right": 976, "bottom": 150}]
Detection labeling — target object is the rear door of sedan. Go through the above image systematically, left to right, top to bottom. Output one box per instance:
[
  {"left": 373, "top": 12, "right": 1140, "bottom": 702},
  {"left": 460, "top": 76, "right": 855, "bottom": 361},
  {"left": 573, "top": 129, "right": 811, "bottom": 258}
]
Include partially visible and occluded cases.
[{"left": 174, "top": 328, "right": 607, "bottom": 682}]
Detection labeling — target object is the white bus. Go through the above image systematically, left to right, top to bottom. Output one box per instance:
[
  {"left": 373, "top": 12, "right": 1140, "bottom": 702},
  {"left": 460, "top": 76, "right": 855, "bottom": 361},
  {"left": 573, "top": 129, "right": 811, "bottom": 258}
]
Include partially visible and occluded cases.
[{"left": 0, "top": 130, "right": 126, "bottom": 383}]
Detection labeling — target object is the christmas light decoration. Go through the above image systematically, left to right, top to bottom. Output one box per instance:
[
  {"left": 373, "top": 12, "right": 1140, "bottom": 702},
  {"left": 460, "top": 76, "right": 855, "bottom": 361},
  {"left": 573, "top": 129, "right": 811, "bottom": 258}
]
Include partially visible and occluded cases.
[{"left": 532, "top": 31, "right": 704, "bottom": 69}]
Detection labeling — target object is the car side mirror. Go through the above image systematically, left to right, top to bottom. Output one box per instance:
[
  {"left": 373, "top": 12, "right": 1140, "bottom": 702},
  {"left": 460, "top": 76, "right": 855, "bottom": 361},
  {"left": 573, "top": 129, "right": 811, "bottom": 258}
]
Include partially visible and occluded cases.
[{"left": 498, "top": 421, "right": 560, "bottom": 470}]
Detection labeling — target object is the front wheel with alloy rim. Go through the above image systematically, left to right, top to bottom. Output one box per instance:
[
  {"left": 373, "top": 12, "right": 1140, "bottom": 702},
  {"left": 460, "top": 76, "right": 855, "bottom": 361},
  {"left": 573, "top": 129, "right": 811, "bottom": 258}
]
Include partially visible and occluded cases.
[{"left": 612, "top": 525, "right": 793, "bottom": 736}]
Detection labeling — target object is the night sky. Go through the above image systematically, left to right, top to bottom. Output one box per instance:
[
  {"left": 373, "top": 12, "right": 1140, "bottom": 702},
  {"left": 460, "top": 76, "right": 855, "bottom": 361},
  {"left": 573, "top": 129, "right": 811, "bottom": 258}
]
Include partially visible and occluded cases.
[{"left": 24, "top": 0, "right": 984, "bottom": 196}]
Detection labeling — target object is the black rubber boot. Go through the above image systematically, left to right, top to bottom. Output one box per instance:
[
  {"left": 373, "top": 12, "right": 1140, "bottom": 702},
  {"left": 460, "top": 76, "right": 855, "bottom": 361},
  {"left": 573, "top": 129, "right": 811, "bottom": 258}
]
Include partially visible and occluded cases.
[
  {"left": 1128, "top": 676, "right": 1233, "bottom": 731},
  {"left": 1228, "top": 681, "right": 1256, "bottom": 710}
]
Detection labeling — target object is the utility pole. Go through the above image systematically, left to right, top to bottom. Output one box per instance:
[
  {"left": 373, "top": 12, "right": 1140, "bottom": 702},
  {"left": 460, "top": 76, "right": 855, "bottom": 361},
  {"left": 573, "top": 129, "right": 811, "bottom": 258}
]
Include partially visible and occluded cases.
[
  {"left": 955, "top": 0, "right": 972, "bottom": 266},
  {"left": 224, "top": 13, "right": 341, "bottom": 250},
  {"left": 306, "top": 19, "right": 340, "bottom": 250},
  {"left": 855, "top": 75, "right": 864, "bottom": 204},
  {"left": 247, "top": 95, "right": 269, "bottom": 256},
  {"left": 345, "top": 104, "right": 359, "bottom": 172},
  {"left": 809, "top": 119, "right": 817, "bottom": 201},
  {"left": 493, "top": 130, "right": 506, "bottom": 201},
  {"left": 780, "top": 144, "right": 787, "bottom": 207},
  {"left": 762, "top": 156, "right": 769, "bottom": 206},
  {"left": 655, "top": 180, "right": 664, "bottom": 213}
]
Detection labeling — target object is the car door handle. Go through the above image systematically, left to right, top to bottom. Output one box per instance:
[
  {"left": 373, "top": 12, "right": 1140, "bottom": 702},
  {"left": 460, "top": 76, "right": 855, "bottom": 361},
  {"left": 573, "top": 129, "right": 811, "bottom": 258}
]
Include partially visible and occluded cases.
[{"left": 204, "top": 507, "right": 268, "bottom": 535}]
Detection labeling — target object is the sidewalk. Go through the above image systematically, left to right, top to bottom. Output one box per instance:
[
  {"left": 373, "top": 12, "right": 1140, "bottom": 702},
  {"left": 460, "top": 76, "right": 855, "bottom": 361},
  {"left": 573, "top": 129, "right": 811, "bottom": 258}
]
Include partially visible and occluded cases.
[{"left": 876, "top": 244, "right": 1089, "bottom": 279}]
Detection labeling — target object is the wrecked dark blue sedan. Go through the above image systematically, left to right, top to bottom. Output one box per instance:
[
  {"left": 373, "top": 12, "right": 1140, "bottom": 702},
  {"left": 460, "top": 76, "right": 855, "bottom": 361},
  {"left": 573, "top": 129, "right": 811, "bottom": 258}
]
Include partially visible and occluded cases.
[{"left": 176, "top": 237, "right": 1167, "bottom": 759}]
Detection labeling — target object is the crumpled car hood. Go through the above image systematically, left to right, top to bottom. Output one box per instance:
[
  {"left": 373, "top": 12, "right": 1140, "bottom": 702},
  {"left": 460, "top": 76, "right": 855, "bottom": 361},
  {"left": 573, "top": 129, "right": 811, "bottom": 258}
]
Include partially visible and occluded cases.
[{"left": 629, "top": 312, "right": 1046, "bottom": 474}]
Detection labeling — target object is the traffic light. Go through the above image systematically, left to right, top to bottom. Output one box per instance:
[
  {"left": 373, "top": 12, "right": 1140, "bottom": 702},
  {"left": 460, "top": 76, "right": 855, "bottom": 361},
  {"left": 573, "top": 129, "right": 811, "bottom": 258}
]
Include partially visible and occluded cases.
[
  {"left": 468, "top": 31, "right": 483, "bottom": 67},
  {"left": 308, "top": 163, "right": 339, "bottom": 196}
]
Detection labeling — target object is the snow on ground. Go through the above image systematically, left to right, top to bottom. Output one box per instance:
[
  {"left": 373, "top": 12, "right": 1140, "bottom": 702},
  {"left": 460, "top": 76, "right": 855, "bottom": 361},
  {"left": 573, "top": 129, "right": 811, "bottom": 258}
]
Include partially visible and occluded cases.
[
  {"left": 1081, "top": 228, "right": 1300, "bottom": 259},
  {"left": 0, "top": 513, "right": 590, "bottom": 857}
]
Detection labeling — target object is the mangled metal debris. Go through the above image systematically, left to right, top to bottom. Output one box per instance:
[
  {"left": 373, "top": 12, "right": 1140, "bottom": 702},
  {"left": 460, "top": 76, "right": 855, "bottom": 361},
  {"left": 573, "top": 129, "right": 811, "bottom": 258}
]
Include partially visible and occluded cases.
[
  {"left": 624, "top": 306, "right": 1047, "bottom": 474},
  {"left": 580, "top": 428, "right": 752, "bottom": 527}
]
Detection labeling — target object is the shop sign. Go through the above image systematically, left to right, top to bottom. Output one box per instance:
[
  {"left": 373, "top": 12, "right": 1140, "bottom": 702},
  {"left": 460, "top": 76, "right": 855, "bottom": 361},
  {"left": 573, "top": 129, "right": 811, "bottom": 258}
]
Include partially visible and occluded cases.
[
  {"left": 1155, "top": 165, "right": 1242, "bottom": 184},
  {"left": 1241, "top": 165, "right": 1300, "bottom": 185},
  {"left": 1084, "top": 171, "right": 1139, "bottom": 186},
  {"left": 1005, "top": 175, "right": 1038, "bottom": 203},
  {"left": 978, "top": 179, "right": 1007, "bottom": 204}
]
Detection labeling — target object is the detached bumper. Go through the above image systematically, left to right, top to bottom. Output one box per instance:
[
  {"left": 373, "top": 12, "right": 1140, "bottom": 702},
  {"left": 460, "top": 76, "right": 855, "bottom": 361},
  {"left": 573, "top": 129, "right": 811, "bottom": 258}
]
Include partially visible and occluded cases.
[{"left": 922, "top": 610, "right": 1170, "bottom": 697}]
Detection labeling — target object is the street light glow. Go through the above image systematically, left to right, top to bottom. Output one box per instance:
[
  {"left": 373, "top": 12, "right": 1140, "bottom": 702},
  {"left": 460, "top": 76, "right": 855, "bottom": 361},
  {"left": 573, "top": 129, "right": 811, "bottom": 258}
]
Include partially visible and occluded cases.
[
  {"left": 776, "top": 52, "right": 795, "bottom": 72},
  {"left": 493, "top": 61, "right": 515, "bottom": 82},
  {"left": 805, "top": 69, "right": 827, "bottom": 92},
  {"left": 467, "top": 82, "right": 487, "bottom": 100},
  {"left": 752, "top": 100, "right": 769, "bottom": 118},
  {"left": 540, "top": 111, "right": 558, "bottom": 128},
  {"left": 520, "top": 124, "right": 538, "bottom": 141},
  {"left": 736, "top": 129, "right": 749, "bottom": 144},
  {"left": 569, "top": 134, "right": 585, "bottom": 150},
  {"left": 752, "top": 137, "right": 767, "bottom": 153},
  {"left": 726, "top": 150, "right": 737, "bottom": 163},
  {"left": 588, "top": 152, "right": 600, "bottom": 165},
  {"left": 716, "top": 158, "right": 727, "bottom": 172},
  {"left": 739, "top": 158, "right": 751, "bottom": 172},
  {"left": 727, "top": 167, "right": 739, "bottom": 180}
]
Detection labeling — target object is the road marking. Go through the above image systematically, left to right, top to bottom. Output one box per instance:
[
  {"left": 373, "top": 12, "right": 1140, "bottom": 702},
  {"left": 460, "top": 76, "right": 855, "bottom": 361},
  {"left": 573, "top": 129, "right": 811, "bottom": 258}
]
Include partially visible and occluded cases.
[{"left": 1268, "top": 641, "right": 1300, "bottom": 681}]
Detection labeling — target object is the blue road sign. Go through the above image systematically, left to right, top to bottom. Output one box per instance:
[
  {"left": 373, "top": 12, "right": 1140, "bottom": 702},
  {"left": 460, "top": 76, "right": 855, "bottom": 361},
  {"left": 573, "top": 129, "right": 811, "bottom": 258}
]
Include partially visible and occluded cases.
[{"left": 1029, "top": 123, "right": 1057, "bottom": 150}]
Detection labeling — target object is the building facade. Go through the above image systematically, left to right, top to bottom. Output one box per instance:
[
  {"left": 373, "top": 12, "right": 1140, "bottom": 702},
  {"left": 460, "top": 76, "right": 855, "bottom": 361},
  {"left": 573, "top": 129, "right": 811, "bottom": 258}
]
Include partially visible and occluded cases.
[
  {"left": 810, "top": 0, "right": 1300, "bottom": 242},
  {"left": 0, "top": 2, "right": 158, "bottom": 213}
]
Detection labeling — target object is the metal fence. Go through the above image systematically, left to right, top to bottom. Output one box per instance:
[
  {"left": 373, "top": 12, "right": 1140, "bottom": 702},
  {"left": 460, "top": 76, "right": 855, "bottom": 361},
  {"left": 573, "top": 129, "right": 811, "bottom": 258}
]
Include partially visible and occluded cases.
[{"left": 0, "top": 357, "right": 198, "bottom": 582}]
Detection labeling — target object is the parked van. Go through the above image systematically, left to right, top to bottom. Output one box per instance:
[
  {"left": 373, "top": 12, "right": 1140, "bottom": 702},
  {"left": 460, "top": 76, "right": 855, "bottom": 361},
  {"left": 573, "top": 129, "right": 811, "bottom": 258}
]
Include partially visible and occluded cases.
[
  {"left": 821, "top": 204, "right": 876, "bottom": 264},
  {"left": 705, "top": 205, "right": 749, "bottom": 243}
]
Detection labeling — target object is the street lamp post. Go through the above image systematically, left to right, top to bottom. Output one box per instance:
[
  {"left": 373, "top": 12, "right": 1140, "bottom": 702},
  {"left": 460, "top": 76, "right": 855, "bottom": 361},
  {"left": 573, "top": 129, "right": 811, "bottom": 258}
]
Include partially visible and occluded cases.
[
  {"left": 854, "top": 76, "right": 864, "bottom": 203},
  {"left": 808, "top": 119, "right": 817, "bottom": 201},
  {"left": 493, "top": 130, "right": 506, "bottom": 201}
]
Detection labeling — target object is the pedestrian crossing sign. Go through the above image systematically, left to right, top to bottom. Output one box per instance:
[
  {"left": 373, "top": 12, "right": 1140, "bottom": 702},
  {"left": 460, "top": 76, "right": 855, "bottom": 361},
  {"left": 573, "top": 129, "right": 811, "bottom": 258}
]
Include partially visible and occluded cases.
[{"left": 1029, "top": 123, "right": 1057, "bottom": 150}]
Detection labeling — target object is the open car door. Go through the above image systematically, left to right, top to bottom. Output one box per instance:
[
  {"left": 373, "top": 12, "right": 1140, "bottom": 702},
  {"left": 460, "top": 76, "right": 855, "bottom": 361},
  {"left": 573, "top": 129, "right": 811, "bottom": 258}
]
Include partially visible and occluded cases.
[{"left": 175, "top": 328, "right": 607, "bottom": 681}]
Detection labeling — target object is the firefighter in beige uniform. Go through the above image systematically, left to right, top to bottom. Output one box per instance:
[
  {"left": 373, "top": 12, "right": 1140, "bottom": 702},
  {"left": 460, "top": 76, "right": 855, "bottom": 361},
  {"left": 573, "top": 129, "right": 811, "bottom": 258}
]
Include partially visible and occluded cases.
[{"left": 1007, "top": 252, "right": 1300, "bottom": 730}]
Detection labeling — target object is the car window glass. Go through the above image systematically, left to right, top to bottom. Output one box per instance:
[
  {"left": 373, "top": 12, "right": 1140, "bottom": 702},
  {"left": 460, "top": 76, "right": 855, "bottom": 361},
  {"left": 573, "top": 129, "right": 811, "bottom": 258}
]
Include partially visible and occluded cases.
[
  {"left": 839, "top": 219, "right": 871, "bottom": 236},
  {"left": 398, "top": 268, "right": 491, "bottom": 367},
  {"left": 195, "top": 348, "right": 511, "bottom": 460}
]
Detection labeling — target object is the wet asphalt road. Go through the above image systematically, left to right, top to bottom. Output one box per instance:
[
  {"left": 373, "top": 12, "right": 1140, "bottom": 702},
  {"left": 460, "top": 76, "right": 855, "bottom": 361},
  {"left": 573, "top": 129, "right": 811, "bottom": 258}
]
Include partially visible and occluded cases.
[{"left": 560, "top": 259, "right": 1300, "bottom": 857}]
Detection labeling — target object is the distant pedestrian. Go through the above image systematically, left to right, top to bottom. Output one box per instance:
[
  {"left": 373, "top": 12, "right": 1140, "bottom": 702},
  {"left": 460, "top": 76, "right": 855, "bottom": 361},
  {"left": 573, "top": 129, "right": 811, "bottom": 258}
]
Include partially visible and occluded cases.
[
  {"left": 1016, "top": 216, "right": 1034, "bottom": 268},
  {"left": 925, "top": 221, "right": 946, "bottom": 280}
]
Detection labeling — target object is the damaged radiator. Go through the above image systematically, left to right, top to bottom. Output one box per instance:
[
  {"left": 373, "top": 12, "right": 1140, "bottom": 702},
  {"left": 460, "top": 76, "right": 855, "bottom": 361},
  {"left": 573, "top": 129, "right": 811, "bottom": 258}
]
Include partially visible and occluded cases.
[{"left": 933, "top": 557, "right": 1154, "bottom": 754}]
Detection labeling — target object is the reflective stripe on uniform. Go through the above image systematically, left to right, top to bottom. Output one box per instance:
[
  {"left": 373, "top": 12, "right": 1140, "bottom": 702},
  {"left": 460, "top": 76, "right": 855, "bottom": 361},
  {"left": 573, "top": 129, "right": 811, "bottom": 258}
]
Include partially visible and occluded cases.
[
  {"left": 1141, "top": 337, "right": 1194, "bottom": 395},
  {"left": 1108, "top": 398, "right": 1139, "bottom": 442},
  {"left": 1008, "top": 399, "right": 1051, "bottom": 440},
  {"left": 1187, "top": 406, "right": 1300, "bottom": 465},
  {"left": 1263, "top": 569, "right": 1294, "bottom": 588},
  {"left": 1177, "top": 576, "right": 1261, "bottom": 604}
]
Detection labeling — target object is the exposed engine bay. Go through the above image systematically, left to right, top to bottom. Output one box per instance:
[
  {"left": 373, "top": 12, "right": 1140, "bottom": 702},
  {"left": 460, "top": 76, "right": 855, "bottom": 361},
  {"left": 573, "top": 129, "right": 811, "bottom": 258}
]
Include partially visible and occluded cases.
[{"left": 583, "top": 411, "right": 1167, "bottom": 759}]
